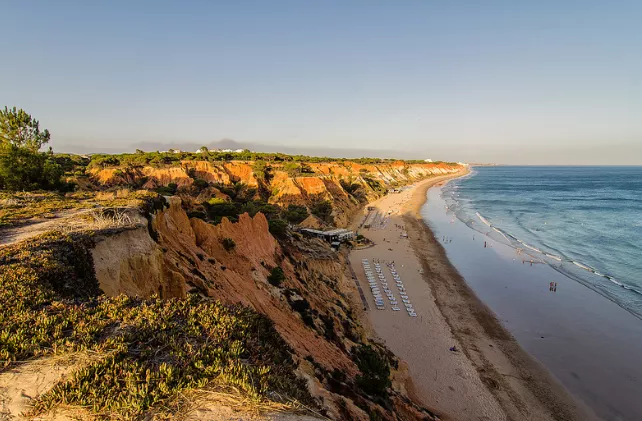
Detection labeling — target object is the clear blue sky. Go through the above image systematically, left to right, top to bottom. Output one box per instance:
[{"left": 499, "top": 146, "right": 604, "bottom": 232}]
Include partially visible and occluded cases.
[{"left": 1, "top": 0, "right": 641, "bottom": 164}]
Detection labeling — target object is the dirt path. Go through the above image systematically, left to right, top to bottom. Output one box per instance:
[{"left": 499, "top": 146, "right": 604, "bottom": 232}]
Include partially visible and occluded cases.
[
  {"left": 0, "top": 208, "right": 145, "bottom": 247},
  {"left": 0, "top": 209, "right": 94, "bottom": 246},
  {"left": 0, "top": 353, "right": 96, "bottom": 421}
]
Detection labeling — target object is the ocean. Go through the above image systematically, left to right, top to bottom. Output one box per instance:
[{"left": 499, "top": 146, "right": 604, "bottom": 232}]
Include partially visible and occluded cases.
[{"left": 443, "top": 166, "right": 642, "bottom": 319}]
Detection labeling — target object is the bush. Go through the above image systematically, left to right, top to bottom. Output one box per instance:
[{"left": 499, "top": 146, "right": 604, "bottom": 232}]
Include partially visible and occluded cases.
[
  {"left": 0, "top": 146, "right": 65, "bottom": 191},
  {"left": 252, "top": 160, "right": 273, "bottom": 183},
  {"left": 282, "top": 162, "right": 301, "bottom": 177},
  {"left": 193, "top": 178, "right": 209, "bottom": 190},
  {"left": 155, "top": 182, "right": 178, "bottom": 196},
  {"left": 205, "top": 199, "right": 240, "bottom": 223},
  {"left": 310, "top": 199, "right": 333, "bottom": 223},
  {"left": 283, "top": 204, "right": 309, "bottom": 224},
  {"left": 268, "top": 219, "right": 288, "bottom": 236},
  {"left": 222, "top": 237, "right": 236, "bottom": 251},
  {"left": 267, "top": 266, "right": 285, "bottom": 287},
  {"left": 353, "top": 345, "right": 391, "bottom": 397}
]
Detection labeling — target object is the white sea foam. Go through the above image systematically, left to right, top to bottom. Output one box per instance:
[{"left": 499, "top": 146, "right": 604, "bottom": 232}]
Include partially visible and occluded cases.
[
  {"left": 476, "top": 212, "right": 492, "bottom": 227},
  {"left": 573, "top": 261, "right": 591, "bottom": 271}
]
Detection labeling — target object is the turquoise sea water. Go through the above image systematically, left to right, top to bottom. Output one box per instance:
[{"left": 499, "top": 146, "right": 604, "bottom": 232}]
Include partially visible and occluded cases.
[{"left": 443, "top": 166, "right": 642, "bottom": 319}]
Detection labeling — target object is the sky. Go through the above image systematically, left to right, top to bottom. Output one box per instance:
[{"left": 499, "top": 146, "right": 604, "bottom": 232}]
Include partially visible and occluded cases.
[{"left": 1, "top": 0, "right": 641, "bottom": 164}]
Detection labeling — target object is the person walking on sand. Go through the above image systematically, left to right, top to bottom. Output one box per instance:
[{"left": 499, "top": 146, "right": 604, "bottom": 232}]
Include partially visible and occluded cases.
[
  {"left": 484, "top": 241, "right": 487, "bottom": 248},
  {"left": 549, "top": 281, "right": 554, "bottom": 291}
]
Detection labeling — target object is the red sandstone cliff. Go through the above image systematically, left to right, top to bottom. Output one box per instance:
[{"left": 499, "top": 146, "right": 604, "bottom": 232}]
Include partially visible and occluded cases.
[
  {"left": 89, "top": 160, "right": 462, "bottom": 227},
  {"left": 90, "top": 197, "right": 439, "bottom": 420}
]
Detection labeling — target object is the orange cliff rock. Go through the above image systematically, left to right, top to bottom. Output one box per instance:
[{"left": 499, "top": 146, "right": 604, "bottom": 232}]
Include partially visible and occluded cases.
[
  {"left": 89, "top": 160, "right": 463, "bottom": 227},
  {"left": 89, "top": 196, "right": 441, "bottom": 420},
  {"left": 92, "top": 197, "right": 355, "bottom": 374}
]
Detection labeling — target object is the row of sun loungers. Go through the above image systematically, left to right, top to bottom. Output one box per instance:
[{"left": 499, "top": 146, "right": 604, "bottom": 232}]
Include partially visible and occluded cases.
[
  {"left": 362, "top": 258, "right": 392, "bottom": 310},
  {"left": 361, "top": 259, "right": 417, "bottom": 316},
  {"left": 388, "top": 263, "right": 417, "bottom": 317}
]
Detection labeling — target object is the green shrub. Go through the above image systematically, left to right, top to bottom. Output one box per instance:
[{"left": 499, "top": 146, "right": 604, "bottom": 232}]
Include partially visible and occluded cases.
[
  {"left": 0, "top": 146, "right": 65, "bottom": 191},
  {"left": 252, "top": 160, "right": 273, "bottom": 183},
  {"left": 282, "top": 162, "right": 301, "bottom": 177},
  {"left": 193, "top": 178, "right": 210, "bottom": 190},
  {"left": 155, "top": 182, "right": 178, "bottom": 196},
  {"left": 310, "top": 199, "right": 333, "bottom": 223},
  {"left": 283, "top": 204, "right": 309, "bottom": 224},
  {"left": 268, "top": 219, "right": 288, "bottom": 236},
  {"left": 222, "top": 237, "right": 236, "bottom": 251},
  {"left": 267, "top": 267, "right": 286, "bottom": 287},
  {"left": 287, "top": 295, "right": 314, "bottom": 327},
  {"left": 353, "top": 345, "right": 391, "bottom": 397}
]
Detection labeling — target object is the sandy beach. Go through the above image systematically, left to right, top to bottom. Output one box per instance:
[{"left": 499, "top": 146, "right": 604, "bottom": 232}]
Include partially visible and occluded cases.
[{"left": 348, "top": 173, "right": 596, "bottom": 421}]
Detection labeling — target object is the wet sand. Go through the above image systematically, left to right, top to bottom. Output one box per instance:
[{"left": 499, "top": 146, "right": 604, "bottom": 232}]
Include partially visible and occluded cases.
[
  {"left": 349, "top": 174, "right": 596, "bottom": 421},
  {"left": 425, "top": 186, "right": 642, "bottom": 421}
]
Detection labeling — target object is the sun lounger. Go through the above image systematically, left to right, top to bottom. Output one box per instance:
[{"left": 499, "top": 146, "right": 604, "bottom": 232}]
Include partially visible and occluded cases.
[{"left": 392, "top": 306, "right": 401, "bottom": 311}]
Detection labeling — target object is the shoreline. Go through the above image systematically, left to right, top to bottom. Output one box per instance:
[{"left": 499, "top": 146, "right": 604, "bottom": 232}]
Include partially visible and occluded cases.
[
  {"left": 349, "top": 172, "right": 596, "bottom": 421},
  {"left": 425, "top": 173, "right": 642, "bottom": 420},
  {"left": 405, "top": 176, "right": 595, "bottom": 420}
]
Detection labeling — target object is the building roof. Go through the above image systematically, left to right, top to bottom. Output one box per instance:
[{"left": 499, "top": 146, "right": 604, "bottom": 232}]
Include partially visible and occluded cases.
[{"left": 300, "top": 228, "right": 353, "bottom": 237}]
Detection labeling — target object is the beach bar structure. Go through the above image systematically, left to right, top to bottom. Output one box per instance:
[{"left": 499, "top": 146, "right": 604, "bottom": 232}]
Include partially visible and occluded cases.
[{"left": 300, "top": 228, "right": 355, "bottom": 243}]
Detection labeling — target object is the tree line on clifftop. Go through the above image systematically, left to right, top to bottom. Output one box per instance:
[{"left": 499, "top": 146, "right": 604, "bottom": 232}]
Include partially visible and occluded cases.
[{"left": 0, "top": 106, "right": 457, "bottom": 193}]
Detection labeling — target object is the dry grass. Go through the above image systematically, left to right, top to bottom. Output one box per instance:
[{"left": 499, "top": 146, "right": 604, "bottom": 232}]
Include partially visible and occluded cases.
[
  {"left": 0, "top": 190, "right": 159, "bottom": 229},
  {"left": 87, "top": 208, "right": 134, "bottom": 229},
  {"left": 158, "top": 387, "right": 307, "bottom": 420}
]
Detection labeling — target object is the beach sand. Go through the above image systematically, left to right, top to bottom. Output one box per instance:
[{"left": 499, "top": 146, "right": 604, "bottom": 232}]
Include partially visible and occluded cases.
[{"left": 348, "top": 174, "right": 596, "bottom": 421}]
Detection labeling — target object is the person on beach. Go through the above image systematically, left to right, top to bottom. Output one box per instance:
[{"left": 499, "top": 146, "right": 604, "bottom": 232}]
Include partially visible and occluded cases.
[
  {"left": 484, "top": 241, "right": 487, "bottom": 248},
  {"left": 549, "top": 282, "right": 554, "bottom": 291}
]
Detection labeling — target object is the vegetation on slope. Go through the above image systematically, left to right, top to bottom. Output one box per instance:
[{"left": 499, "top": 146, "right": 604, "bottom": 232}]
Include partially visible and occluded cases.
[
  {"left": 0, "top": 107, "right": 72, "bottom": 191},
  {"left": 87, "top": 149, "right": 459, "bottom": 169},
  {"left": 0, "top": 190, "right": 160, "bottom": 228},
  {"left": 0, "top": 231, "right": 312, "bottom": 419}
]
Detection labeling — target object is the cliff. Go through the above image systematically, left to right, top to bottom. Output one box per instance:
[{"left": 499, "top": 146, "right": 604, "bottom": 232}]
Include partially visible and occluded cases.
[
  {"left": 1, "top": 156, "right": 463, "bottom": 420},
  {"left": 88, "top": 160, "right": 462, "bottom": 227},
  {"left": 88, "top": 197, "right": 438, "bottom": 420}
]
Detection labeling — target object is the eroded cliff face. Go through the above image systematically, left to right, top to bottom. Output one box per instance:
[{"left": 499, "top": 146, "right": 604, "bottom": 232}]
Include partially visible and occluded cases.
[
  {"left": 89, "top": 160, "right": 462, "bottom": 227},
  {"left": 90, "top": 197, "right": 438, "bottom": 421}
]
